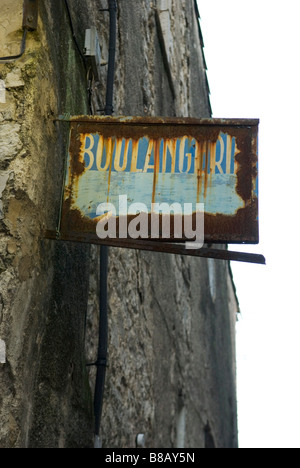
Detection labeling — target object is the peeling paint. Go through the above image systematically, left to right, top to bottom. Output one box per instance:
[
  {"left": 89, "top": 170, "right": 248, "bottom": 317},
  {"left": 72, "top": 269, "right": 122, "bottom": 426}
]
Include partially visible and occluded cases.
[{"left": 60, "top": 116, "right": 259, "bottom": 244}]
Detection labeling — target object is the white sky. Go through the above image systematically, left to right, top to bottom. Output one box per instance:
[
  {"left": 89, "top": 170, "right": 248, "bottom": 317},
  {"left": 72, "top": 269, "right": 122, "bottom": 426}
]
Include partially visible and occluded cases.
[{"left": 199, "top": 0, "right": 300, "bottom": 448}]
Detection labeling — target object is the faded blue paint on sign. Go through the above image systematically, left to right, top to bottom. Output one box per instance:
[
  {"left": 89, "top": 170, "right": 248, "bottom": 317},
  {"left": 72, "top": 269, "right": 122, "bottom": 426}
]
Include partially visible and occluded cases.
[
  {"left": 61, "top": 117, "right": 259, "bottom": 244},
  {"left": 71, "top": 131, "right": 248, "bottom": 218}
]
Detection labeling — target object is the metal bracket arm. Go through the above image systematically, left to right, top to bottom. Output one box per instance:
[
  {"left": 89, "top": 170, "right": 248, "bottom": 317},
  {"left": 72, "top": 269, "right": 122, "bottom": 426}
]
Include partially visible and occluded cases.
[
  {"left": 23, "top": 0, "right": 39, "bottom": 31},
  {"left": 44, "top": 230, "right": 266, "bottom": 265}
]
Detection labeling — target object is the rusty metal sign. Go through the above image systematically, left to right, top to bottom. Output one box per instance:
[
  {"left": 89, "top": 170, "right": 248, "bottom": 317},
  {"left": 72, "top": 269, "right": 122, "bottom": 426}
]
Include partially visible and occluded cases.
[{"left": 57, "top": 116, "right": 259, "bottom": 247}]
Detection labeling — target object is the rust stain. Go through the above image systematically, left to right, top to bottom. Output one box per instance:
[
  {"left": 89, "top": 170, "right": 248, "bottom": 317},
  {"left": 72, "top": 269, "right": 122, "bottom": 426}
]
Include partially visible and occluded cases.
[
  {"left": 72, "top": 116, "right": 258, "bottom": 143},
  {"left": 63, "top": 118, "right": 259, "bottom": 244},
  {"left": 67, "top": 132, "right": 87, "bottom": 205},
  {"left": 77, "top": 134, "right": 88, "bottom": 175},
  {"left": 234, "top": 134, "right": 258, "bottom": 203},
  {"left": 96, "top": 135, "right": 105, "bottom": 171},
  {"left": 106, "top": 137, "right": 113, "bottom": 202},
  {"left": 115, "top": 137, "right": 127, "bottom": 172},
  {"left": 124, "top": 138, "right": 130, "bottom": 166},
  {"left": 144, "top": 138, "right": 154, "bottom": 173},
  {"left": 131, "top": 139, "right": 141, "bottom": 172},
  {"left": 152, "top": 139, "right": 160, "bottom": 205},
  {"left": 196, "top": 140, "right": 203, "bottom": 204},
  {"left": 204, "top": 140, "right": 210, "bottom": 198},
  {"left": 210, "top": 140, "right": 215, "bottom": 175},
  {"left": 60, "top": 202, "right": 258, "bottom": 244}
]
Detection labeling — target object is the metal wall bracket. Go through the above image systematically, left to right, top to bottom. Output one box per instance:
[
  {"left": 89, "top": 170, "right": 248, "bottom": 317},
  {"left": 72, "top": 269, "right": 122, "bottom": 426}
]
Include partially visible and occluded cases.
[
  {"left": 23, "top": 0, "right": 39, "bottom": 31},
  {"left": 44, "top": 230, "right": 266, "bottom": 265}
]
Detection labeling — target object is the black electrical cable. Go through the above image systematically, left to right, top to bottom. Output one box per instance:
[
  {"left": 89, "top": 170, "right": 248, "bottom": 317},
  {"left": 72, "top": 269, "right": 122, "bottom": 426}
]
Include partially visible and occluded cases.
[
  {"left": 63, "top": 0, "right": 93, "bottom": 113},
  {"left": 64, "top": 0, "right": 88, "bottom": 70},
  {"left": 93, "top": 0, "right": 117, "bottom": 448},
  {"left": 104, "top": 0, "right": 117, "bottom": 116},
  {"left": 0, "top": 29, "right": 27, "bottom": 62},
  {"left": 94, "top": 245, "right": 109, "bottom": 447}
]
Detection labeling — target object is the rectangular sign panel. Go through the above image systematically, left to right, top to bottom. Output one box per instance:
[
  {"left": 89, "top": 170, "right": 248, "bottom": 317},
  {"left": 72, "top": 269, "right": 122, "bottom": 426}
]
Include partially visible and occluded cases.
[{"left": 59, "top": 116, "right": 259, "bottom": 245}]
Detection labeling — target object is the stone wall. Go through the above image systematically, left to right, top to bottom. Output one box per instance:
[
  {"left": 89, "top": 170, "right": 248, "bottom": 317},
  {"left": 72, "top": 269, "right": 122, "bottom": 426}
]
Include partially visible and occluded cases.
[{"left": 0, "top": 0, "right": 238, "bottom": 448}]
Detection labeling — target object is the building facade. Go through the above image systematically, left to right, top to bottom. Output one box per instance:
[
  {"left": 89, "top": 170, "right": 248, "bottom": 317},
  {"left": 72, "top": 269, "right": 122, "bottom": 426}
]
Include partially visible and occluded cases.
[{"left": 0, "top": 0, "right": 238, "bottom": 448}]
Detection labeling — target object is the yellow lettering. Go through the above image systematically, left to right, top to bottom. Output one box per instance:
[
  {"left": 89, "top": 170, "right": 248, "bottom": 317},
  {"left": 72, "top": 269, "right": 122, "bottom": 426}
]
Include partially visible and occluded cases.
[
  {"left": 82, "top": 134, "right": 95, "bottom": 170},
  {"left": 226, "top": 135, "right": 232, "bottom": 174},
  {"left": 97, "top": 136, "right": 111, "bottom": 172},
  {"left": 214, "top": 136, "right": 224, "bottom": 174},
  {"left": 179, "top": 137, "right": 192, "bottom": 173},
  {"left": 114, "top": 138, "right": 128, "bottom": 172},
  {"left": 143, "top": 139, "right": 155, "bottom": 172},
  {"left": 131, "top": 140, "right": 142, "bottom": 173},
  {"left": 163, "top": 140, "right": 176, "bottom": 173},
  {"left": 194, "top": 140, "right": 204, "bottom": 174}
]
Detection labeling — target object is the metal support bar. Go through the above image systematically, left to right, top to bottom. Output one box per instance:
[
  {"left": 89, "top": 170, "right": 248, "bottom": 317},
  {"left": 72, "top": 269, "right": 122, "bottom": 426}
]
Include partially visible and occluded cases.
[
  {"left": 23, "top": 0, "right": 39, "bottom": 31},
  {"left": 44, "top": 231, "right": 265, "bottom": 265},
  {"left": 93, "top": 240, "right": 266, "bottom": 265}
]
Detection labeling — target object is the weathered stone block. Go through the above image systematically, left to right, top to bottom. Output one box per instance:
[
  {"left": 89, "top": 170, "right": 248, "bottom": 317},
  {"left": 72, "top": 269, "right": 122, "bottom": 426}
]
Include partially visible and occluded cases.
[{"left": 0, "top": 123, "right": 22, "bottom": 164}]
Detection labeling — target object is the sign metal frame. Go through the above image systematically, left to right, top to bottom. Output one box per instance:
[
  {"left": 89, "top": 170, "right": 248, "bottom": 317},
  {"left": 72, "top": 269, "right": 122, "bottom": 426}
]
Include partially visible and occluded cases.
[{"left": 46, "top": 116, "right": 264, "bottom": 264}]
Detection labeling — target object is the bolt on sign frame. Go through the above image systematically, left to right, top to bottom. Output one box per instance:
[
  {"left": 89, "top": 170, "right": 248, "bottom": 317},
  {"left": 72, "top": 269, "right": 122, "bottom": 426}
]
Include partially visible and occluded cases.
[{"left": 49, "top": 116, "right": 264, "bottom": 264}]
